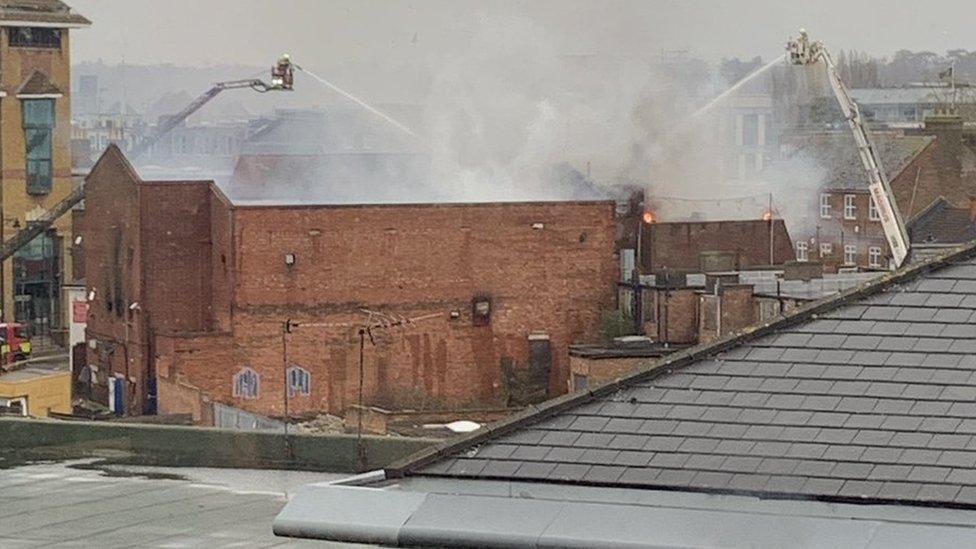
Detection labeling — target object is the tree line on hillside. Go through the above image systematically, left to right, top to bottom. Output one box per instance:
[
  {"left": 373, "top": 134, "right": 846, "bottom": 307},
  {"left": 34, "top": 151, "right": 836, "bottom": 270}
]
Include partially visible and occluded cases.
[{"left": 720, "top": 49, "right": 976, "bottom": 89}]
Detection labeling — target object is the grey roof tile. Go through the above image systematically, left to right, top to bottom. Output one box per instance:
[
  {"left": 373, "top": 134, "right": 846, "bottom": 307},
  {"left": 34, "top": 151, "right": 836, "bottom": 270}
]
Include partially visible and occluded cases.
[
  {"left": 843, "top": 335, "right": 884, "bottom": 350},
  {"left": 901, "top": 384, "right": 945, "bottom": 400},
  {"left": 809, "top": 412, "right": 851, "bottom": 427},
  {"left": 843, "top": 414, "right": 886, "bottom": 429},
  {"left": 569, "top": 416, "right": 610, "bottom": 432},
  {"left": 919, "top": 417, "right": 962, "bottom": 432},
  {"left": 637, "top": 419, "right": 678, "bottom": 435},
  {"left": 673, "top": 421, "right": 713, "bottom": 437},
  {"left": 815, "top": 428, "right": 858, "bottom": 444},
  {"left": 540, "top": 431, "right": 581, "bottom": 446},
  {"left": 889, "top": 432, "right": 933, "bottom": 448},
  {"left": 574, "top": 433, "right": 615, "bottom": 447},
  {"left": 610, "top": 434, "right": 649, "bottom": 450},
  {"left": 929, "top": 434, "right": 972, "bottom": 450},
  {"left": 644, "top": 436, "right": 683, "bottom": 452},
  {"left": 822, "top": 445, "right": 867, "bottom": 461},
  {"left": 509, "top": 446, "right": 550, "bottom": 461},
  {"left": 543, "top": 447, "right": 586, "bottom": 463},
  {"left": 861, "top": 447, "right": 904, "bottom": 463},
  {"left": 898, "top": 448, "right": 942, "bottom": 464},
  {"left": 579, "top": 449, "right": 620, "bottom": 464},
  {"left": 613, "top": 450, "right": 653, "bottom": 467},
  {"left": 936, "top": 450, "right": 976, "bottom": 468},
  {"left": 649, "top": 452, "right": 691, "bottom": 468},
  {"left": 722, "top": 455, "right": 762, "bottom": 472},
  {"left": 756, "top": 458, "right": 799, "bottom": 475},
  {"left": 480, "top": 460, "right": 519, "bottom": 477},
  {"left": 512, "top": 462, "right": 557, "bottom": 479},
  {"left": 831, "top": 462, "right": 874, "bottom": 479},
  {"left": 548, "top": 463, "right": 592, "bottom": 481},
  {"left": 867, "top": 464, "right": 913, "bottom": 480},
  {"left": 582, "top": 465, "right": 626, "bottom": 483},
  {"left": 907, "top": 466, "right": 951, "bottom": 483},
  {"left": 616, "top": 467, "right": 660, "bottom": 485},
  {"left": 653, "top": 469, "right": 697, "bottom": 486},
  {"left": 690, "top": 471, "right": 734, "bottom": 489},
  {"left": 727, "top": 473, "right": 770, "bottom": 491},
  {"left": 764, "top": 475, "right": 807, "bottom": 493},
  {"left": 799, "top": 477, "right": 845, "bottom": 495},
  {"left": 839, "top": 480, "right": 883, "bottom": 498},
  {"left": 877, "top": 481, "right": 921, "bottom": 500},
  {"left": 916, "top": 483, "right": 961, "bottom": 502},
  {"left": 956, "top": 487, "right": 976, "bottom": 505}
]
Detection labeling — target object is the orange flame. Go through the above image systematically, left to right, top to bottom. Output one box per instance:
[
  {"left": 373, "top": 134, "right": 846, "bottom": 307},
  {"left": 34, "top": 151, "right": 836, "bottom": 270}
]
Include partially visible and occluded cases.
[
  {"left": 642, "top": 211, "right": 655, "bottom": 224},
  {"left": 762, "top": 211, "right": 772, "bottom": 222}
]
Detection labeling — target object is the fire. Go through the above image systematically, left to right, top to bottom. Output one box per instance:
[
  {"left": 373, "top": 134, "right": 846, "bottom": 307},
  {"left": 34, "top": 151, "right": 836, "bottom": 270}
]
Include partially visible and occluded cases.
[
  {"left": 642, "top": 211, "right": 655, "bottom": 224},
  {"left": 762, "top": 211, "right": 772, "bottom": 222}
]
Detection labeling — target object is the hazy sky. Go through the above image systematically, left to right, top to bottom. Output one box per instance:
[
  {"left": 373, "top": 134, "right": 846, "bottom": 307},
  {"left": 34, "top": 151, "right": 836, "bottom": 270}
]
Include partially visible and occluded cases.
[{"left": 68, "top": 0, "right": 975, "bottom": 68}]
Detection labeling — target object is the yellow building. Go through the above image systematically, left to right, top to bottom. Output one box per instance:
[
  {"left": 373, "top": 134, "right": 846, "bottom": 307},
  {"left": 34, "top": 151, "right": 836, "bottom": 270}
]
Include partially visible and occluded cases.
[
  {"left": 0, "top": 1, "right": 89, "bottom": 339},
  {"left": 0, "top": 366, "right": 71, "bottom": 417}
]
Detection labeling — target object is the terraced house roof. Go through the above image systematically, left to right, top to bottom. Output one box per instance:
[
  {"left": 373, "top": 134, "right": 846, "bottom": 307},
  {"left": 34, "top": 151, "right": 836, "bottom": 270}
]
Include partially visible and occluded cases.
[{"left": 394, "top": 242, "right": 976, "bottom": 508}]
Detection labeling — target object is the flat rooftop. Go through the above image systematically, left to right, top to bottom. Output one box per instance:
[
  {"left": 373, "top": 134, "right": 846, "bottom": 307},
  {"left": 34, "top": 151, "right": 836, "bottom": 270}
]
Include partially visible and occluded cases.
[{"left": 0, "top": 459, "right": 354, "bottom": 548}]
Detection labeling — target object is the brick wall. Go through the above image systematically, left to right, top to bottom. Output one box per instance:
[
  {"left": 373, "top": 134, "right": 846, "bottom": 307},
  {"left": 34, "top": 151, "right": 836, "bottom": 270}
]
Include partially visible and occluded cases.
[
  {"left": 181, "top": 201, "right": 618, "bottom": 417},
  {"left": 642, "top": 220, "right": 794, "bottom": 272},
  {"left": 569, "top": 355, "right": 649, "bottom": 388}
]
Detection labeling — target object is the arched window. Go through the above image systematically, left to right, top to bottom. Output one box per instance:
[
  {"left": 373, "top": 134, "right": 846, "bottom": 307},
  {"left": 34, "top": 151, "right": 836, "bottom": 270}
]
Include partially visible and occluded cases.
[
  {"left": 287, "top": 365, "right": 311, "bottom": 397},
  {"left": 233, "top": 367, "right": 259, "bottom": 399}
]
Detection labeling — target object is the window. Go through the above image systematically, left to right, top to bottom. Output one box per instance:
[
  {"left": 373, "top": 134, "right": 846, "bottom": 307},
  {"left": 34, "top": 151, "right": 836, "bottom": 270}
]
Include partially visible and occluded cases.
[
  {"left": 9, "top": 27, "right": 61, "bottom": 48},
  {"left": 23, "top": 99, "right": 55, "bottom": 195},
  {"left": 820, "top": 194, "right": 831, "bottom": 218},
  {"left": 844, "top": 195, "right": 856, "bottom": 220},
  {"left": 869, "top": 197, "right": 880, "bottom": 221},
  {"left": 796, "top": 241, "right": 808, "bottom": 262},
  {"left": 820, "top": 242, "right": 832, "bottom": 257},
  {"left": 844, "top": 244, "right": 857, "bottom": 265},
  {"left": 868, "top": 246, "right": 883, "bottom": 268},
  {"left": 287, "top": 365, "right": 311, "bottom": 397},
  {"left": 232, "top": 367, "right": 259, "bottom": 399},
  {"left": 572, "top": 374, "right": 588, "bottom": 392}
]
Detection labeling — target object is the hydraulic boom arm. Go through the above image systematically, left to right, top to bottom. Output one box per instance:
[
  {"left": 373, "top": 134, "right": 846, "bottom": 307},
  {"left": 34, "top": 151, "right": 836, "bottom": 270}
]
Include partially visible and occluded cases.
[
  {"left": 787, "top": 30, "right": 911, "bottom": 268},
  {"left": 0, "top": 55, "right": 295, "bottom": 265}
]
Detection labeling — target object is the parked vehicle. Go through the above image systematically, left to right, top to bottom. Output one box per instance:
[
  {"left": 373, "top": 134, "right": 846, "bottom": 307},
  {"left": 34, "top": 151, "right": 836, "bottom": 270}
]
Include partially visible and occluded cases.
[{"left": 0, "top": 323, "right": 31, "bottom": 367}]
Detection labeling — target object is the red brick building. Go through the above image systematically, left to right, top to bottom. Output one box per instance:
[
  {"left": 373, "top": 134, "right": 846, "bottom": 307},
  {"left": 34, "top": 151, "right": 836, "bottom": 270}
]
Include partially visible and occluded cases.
[
  {"left": 791, "top": 117, "right": 976, "bottom": 270},
  {"left": 82, "top": 145, "right": 617, "bottom": 419},
  {"left": 640, "top": 219, "right": 795, "bottom": 272}
]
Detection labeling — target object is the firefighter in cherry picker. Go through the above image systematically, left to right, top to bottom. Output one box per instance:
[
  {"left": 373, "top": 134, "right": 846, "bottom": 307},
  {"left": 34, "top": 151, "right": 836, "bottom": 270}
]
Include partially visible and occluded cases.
[{"left": 271, "top": 54, "right": 294, "bottom": 90}]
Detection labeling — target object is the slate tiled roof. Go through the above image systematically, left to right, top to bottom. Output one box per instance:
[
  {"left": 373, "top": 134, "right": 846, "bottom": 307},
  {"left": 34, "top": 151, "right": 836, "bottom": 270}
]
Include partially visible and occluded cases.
[
  {"left": 0, "top": 0, "right": 89, "bottom": 26},
  {"left": 785, "top": 131, "right": 933, "bottom": 191},
  {"left": 908, "top": 197, "right": 976, "bottom": 245},
  {"left": 401, "top": 245, "right": 976, "bottom": 508}
]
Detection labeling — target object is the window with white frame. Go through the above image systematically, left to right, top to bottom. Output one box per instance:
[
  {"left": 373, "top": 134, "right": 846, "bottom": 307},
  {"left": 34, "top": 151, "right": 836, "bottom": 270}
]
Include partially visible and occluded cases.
[
  {"left": 820, "top": 193, "right": 831, "bottom": 218},
  {"left": 844, "top": 195, "right": 856, "bottom": 220},
  {"left": 868, "top": 197, "right": 880, "bottom": 221},
  {"left": 796, "top": 241, "right": 808, "bottom": 262},
  {"left": 820, "top": 242, "right": 832, "bottom": 257},
  {"left": 844, "top": 244, "right": 857, "bottom": 265},
  {"left": 868, "top": 246, "right": 882, "bottom": 268},
  {"left": 287, "top": 365, "right": 311, "bottom": 397},
  {"left": 233, "top": 367, "right": 259, "bottom": 399}
]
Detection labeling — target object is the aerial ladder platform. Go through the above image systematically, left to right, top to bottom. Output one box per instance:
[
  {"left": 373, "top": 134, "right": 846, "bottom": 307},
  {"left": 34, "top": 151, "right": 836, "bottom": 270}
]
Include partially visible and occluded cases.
[
  {"left": 786, "top": 30, "right": 911, "bottom": 268},
  {"left": 0, "top": 55, "right": 295, "bottom": 263}
]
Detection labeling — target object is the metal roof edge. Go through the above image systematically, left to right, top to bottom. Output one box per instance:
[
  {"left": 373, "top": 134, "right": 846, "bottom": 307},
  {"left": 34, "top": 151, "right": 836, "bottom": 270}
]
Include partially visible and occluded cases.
[{"left": 385, "top": 240, "right": 976, "bottom": 479}]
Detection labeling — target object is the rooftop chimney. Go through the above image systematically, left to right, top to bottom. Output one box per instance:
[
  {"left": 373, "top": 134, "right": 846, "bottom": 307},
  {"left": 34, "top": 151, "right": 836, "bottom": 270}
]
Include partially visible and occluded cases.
[{"left": 924, "top": 113, "right": 964, "bottom": 175}]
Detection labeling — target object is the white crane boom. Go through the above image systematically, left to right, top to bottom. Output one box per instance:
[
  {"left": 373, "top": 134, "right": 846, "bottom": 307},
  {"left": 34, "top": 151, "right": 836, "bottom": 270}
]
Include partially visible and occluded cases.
[{"left": 787, "top": 30, "right": 911, "bottom": 268}]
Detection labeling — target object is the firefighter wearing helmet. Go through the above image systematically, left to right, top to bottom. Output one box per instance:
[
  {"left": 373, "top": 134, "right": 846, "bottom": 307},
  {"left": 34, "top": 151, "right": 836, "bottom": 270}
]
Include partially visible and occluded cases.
[{"left": 271, "top": 53, "right": 294, "bottom": 90}]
